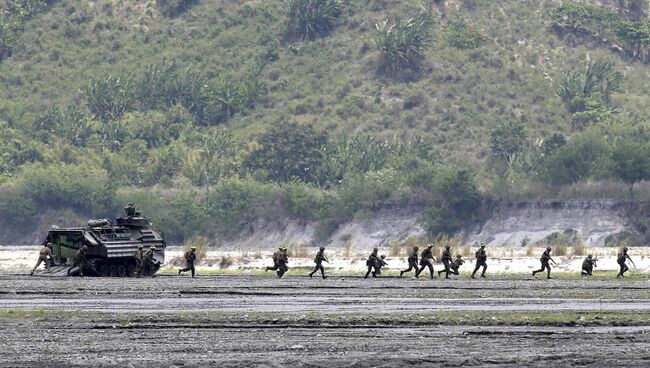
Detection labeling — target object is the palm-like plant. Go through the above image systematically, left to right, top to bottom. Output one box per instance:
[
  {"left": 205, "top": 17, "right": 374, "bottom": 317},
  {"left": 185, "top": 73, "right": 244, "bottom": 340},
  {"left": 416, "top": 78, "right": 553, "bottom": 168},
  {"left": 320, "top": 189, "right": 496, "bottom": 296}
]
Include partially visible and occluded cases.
[
  {"left": 283, "top": 0, "right": 342, "bottom": 41},
  {"left": 373, "top": 12, "right": 434, "bottom": 73},
  {"left": 555, "top": 59, "right": 623, "bottom": 108}
]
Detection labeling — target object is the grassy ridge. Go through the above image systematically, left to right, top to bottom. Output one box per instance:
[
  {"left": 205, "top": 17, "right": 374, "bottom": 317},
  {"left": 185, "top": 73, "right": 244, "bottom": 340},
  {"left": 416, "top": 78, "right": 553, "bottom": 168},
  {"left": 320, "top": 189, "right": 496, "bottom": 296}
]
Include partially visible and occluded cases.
[{"left": 1, "top": 0, "right": 650, "bottom": 244}]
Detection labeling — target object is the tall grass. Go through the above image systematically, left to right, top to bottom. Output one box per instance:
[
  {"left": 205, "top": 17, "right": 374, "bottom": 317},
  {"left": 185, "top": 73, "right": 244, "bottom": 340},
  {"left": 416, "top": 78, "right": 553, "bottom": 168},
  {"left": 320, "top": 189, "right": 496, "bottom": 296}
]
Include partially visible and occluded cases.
[
  {"left": 283, "top": 0, "right": 342, "bottom": 40},
  {"left": 373, "top": 12, "right": 434, "bottom": 73}
]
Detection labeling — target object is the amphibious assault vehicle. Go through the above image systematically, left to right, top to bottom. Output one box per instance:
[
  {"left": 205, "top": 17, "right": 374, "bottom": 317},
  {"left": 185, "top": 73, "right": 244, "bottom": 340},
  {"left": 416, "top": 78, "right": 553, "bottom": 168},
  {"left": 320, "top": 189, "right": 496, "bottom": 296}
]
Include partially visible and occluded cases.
[{"left": 44, "top": 209, "right": 166, "bottom": 277}]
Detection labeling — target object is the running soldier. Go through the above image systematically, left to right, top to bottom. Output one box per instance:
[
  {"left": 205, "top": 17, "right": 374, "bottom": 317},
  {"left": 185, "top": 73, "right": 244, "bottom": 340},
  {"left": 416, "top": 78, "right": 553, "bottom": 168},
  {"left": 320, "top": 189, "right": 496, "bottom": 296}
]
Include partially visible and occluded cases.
[
  {"left": 30, "top": 243, "right": 55, "bottom": 276},
  {"left": 471, "top": 243, "right": 487, "bottom": 279},
  {"left": 67, "top": 245, "right": 88, "bottom": 277},
  {"left": 133, "top": 245, "right": 144, "bottom": 277},
  {"left": 417, "top": 245, "right": 435, "bottom": 279},
  {"left": 438, "top": 245, "right": 453, "bottom": 279},
  {"left": 178, "top": 246, "right": 197, "bottom": 278},
  {"left": 400, "top": 246, "right": 419, "bottom": 277},
  {"left": 532, "top": 246, "right": 556, "bottom": 279},
  {"left": 265, "top": 247, "right": 284, "bottom": 274},
  {"left": 271, "top": 247, "right": 289, "bottom": 278},
  {"left": 309, "top": 247, "right": 329, "bottom": 279},
  {"left": 616, "top": 247, "right": 635, "bottom": 278},
  {"left": 364, "top": 248, "right": 380, "bottom": 278},
  {"left": 450, "top": 254, "right": 465, "bottom": 275},
  {"left": 581, "top": 254, "right": 597, "bottom": 277},
  {"left": 375, "top": 255, "right": 388, "bottom": 275}
]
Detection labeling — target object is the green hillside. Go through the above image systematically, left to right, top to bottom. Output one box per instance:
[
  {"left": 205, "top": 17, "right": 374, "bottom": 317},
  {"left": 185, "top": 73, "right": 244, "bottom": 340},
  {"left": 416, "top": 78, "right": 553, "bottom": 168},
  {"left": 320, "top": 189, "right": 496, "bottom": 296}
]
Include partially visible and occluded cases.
[{"left": 1, "top": 0, "right": 650, "bottom": 244}]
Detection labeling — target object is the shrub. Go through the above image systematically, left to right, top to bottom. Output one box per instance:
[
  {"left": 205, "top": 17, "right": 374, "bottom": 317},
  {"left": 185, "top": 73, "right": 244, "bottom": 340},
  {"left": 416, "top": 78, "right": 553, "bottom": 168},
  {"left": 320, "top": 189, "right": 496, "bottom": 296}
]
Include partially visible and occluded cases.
[
  {"left": 156, "top": 0, "right": 198, "bottom": 17},
  {"left": 283, "top": 0, "right": 342, "bottom": 40},
  {"left": 373, "top": 12, "right": 434, "bottom": 73},
  {"left": 444, "top": 19, "right": 487, "bottom": 49},
  {"left": 85, "top": 75, "right": 135, "bottom": 121},
  {"left": 206, "top": 177, "right": 271, "bottom": 232},
  {"left": 183, "top": 235, "right": 210, "bottom": 261},
  {"left": 219, "top": 255, "right": 233, "bottom": 269}
]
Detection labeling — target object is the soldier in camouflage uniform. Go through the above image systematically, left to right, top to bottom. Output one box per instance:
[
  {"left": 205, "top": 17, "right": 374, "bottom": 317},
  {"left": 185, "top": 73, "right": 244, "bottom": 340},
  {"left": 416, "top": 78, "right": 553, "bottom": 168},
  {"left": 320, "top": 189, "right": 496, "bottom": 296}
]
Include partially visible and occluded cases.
[
  {"left": 30, "top": 243, "right": 55, "bottom": 276},
  {"left": 471, "top": 243, "right": 487, "bottom": 279},
  {"left": 67, "top": 245, "right": 88, "bottom": 277},
  {"left": 133, "top": 245, "right": 144, "bottom": 277},
  {"left": 143, "top": 245, "right": 156, "bottom": 277},
  {"left": 417, "top": 245, "right": 435, "bottom": 279},
  {"left": 438, "top": 245, "right": 453, "bottom": 279},
  {"left": 178, "top": 246, "right": 197, "bottom": 278},
  {"left": 400, "top": 246, "right": 419, "bottom": 277},
  {"left": 532, "top": 246, "right": 555, "bottom": 279},
  {"left": 265, "top": 247, "right": 282, "bottom": 272},
  {"left": 277, "top": 247, "right": 289, "bottom": 278},
  {"left": 309, "top": 247, "right": 329, "bottom": 279},
  {"left": 616, "top": 247, "right": 635, "bottom": 278},
  {"left": 364, "top": 248, "right": 380, "bottom": 279},
  {"left": 450, "top": 254, "right": 465, "bottom": 276},
  {"left": 581, "top": 254, "right": 596, "bottom": 277},
  {"left": 375, "top": 255, "right": 388, "bottom": 275}
]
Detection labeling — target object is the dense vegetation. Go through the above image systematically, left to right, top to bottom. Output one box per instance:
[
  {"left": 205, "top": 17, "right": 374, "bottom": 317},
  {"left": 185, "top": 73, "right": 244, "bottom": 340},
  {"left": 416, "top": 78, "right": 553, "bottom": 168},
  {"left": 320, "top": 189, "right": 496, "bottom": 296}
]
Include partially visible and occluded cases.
[{"left": 1, "top": 0, "right": 650, "bottom": 244}]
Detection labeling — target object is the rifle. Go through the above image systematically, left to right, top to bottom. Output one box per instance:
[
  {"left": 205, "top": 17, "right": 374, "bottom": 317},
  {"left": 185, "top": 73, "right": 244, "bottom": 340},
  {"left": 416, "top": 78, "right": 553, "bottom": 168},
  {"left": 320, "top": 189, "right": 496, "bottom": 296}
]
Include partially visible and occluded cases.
[
  {"left": 628, "top": 255, "right": 637, "bottom": 269},
  {"left": 549, "top": 257, "right": 558, "bottom": 267}
]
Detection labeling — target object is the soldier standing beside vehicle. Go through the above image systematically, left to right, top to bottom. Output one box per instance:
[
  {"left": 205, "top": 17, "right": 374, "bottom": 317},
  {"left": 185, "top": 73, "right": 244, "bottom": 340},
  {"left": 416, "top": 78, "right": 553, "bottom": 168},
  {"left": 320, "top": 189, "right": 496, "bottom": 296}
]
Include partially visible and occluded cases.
[
  {"left": 30, "top": 243, "right": 55, "bottom": 276},
  {"left": 471, "top": 243, "right": 487, "bottom": 279},
  {"left": 67, "top": 245, "right": 88, "bottom": 277},
  {"left": 133, "top": 245, "right": 144, "bottom": 277},
  {"left": 143, "top": 245, "right": 156, "bottom": 276},
  {"left": 417, "top": 245, "right": 435, "bottom": 279},
  {"left": 438, "top": 245, "right": 453, "bottom": 279},
  {"left": 178, "top": 246, "right": 197, "bottom": 278},
  {"left": 400, "top": 246, "right": 419, "bottom": 277},
  {"left": 532, "top": 246, "right": 556, "bottom": 279},
  {"left": 309, "top": 247, "right": 329, "bottom": 279},
  {"left": 616, "top": 247, "right": 635, "bottom": 278},
  {"left": 364, "top": 248, "right": 380, "bottom": 279},
  {"left": 450, "top": 254, "right": 465, "bottom": 276},
  {"left": 581, "top": 254, "right": 597, "bottom": 277}
]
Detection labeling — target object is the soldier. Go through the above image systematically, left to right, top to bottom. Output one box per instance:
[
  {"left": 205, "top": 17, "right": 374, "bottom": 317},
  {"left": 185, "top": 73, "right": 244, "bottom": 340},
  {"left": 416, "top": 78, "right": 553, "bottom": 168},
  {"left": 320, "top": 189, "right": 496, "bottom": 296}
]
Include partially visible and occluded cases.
[
  {"left": 124, "top": 203, "right": 136, "bottom": 217},
  {"left": 30, "top": 243, "right": 55, "bottom": 276},
  {"left": 471, "top": 243, "right": 487, "bottom": 279},
  {"left": 417, "top": 244, "right": 435, "bottom": 279},
  {"left": 67, "top": 245, "right": 88, "bottom": 277},
  {"left": 133, "top": 245, "right": 144, "bottom": 277},
  {"left": 143, "top": 245, "right": 156, "bottom": 276},
  {"left": 438, "top": 245, "right": 453, "bottom": 279},
  {"left": 178, "top": 246, "right": 197, "bottom": 278},
  {"left": 309, "top": 246, "right": 329, "bottom": 279},
  {"left": 400, "top": 246, "right": 419, "bottom": 277},
  {"left": 532, "top": 246, "right": 556, "bottom": 279},
  {"left": 616, "top": 246, "right": 635, "bottom": 278},
  {"left": 265, "top": 247, "right": 284, "bottom": 273},
  {"left": 277, "top": 247, "right": 289, "bottom": 278},
  {"left": 364, "top": 248, "right": 380, "bottom": 279},
  {"left": 450, "top": 254, "right": 465, "bottom": 275},
  {"left": 581, "top": 254, "right": 597, "bottom": 277},
  {"left": 375, "top": 255, "right": 388, "bottom": 275}
]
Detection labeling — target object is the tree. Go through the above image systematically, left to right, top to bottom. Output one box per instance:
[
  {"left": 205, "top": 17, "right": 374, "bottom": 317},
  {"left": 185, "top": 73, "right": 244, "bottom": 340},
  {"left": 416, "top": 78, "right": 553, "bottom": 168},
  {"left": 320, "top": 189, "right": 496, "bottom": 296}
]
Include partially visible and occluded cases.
[
  {"left": 246, "top": 121, "right": 328, "bottom": 183},
  {"left": 490, "top": 121, "right": 527, "bottom": 165},
  {"left": 540, "top": 132, "right": 611, "bottom": 185},
  {"left": 611, "top": 140, "right": 650, "bottom": 198},
  {"left": 420, "top": 169, "right": 481, "bottom": 235}
]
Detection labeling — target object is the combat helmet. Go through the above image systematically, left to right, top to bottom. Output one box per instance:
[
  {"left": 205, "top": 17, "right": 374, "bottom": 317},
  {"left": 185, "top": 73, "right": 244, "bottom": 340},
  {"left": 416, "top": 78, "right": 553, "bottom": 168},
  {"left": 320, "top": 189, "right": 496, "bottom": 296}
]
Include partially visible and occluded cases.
[
  {"left": 149, "top": 245, "right": 156, "bottom": 250},
  {"left": 319, "top": 246, "right": 325, "bottom": 250},
  {"left": 623, "top": 246, "right": 629, "bottom": 252}
]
